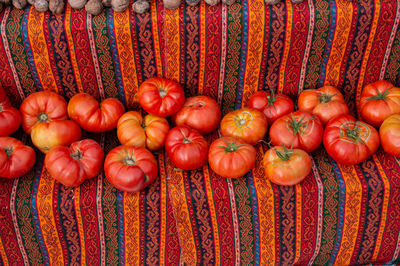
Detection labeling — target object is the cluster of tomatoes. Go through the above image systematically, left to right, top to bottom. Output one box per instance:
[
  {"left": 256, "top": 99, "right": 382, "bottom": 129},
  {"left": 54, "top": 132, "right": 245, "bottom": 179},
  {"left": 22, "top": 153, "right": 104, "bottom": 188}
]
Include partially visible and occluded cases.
[{"left": 1, "top": 78, "right": 400, "bottom": 191}]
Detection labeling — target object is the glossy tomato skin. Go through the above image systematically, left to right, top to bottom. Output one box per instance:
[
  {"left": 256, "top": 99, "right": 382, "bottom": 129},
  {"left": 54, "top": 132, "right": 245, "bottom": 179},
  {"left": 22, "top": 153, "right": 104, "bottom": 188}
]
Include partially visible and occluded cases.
[
  {"left": 138, "top": 77, "right": 185, "bottom": 117},
  {"left": 359, "top": 80, "right": 400, "bottom": 127},
  {"left": 298, "top": 86, "right": 349, "bottom": 125},
  {"left": 20, "top": 91, "right": 68, "bottom": 134},
  {"left": 248, "top": 91, "right": 294, "bottom": 124},
  {"left": 0, "top": 92, "right": 21, "bottom": 136},
  {"left": 68, "top": 93, "right": 125, "bottom": 132},
  {"left": 172, "top": 95, "right": 221, "bottom": 135},
  {"left": 221, "top": 108, "right": 268, "bottom": 145},
  {"left": 269, "top": 110, "right": 323, "bottom": 153},
  {"left": 117, "top": 111, "right": 169, "bottom": 151},
  {"left": 380, "top": 114, "right": 400, "bottom": 157},
  {"left": 323, "top": 115, "right": 379, "bottom": 165},
  {"left": 31, "top": 120, "right": 81, "bottom": 153},
  {"left": 165, "top": 125, "right": 209, "bottom": 170},
  {"left": 208, "top": 136, "right": 256, "bottom": 179},
  {"left": 0, "top": 137, "right": 36, "bottom": 179},
  {"left": 45, "top": 139, "right": 104, "bottom": 187},
  {"left": 104, "top": 145, "right": 158, "bottom": 192},
  {"left": 263, "top": 146, "right": 311, "bottom": 186}
]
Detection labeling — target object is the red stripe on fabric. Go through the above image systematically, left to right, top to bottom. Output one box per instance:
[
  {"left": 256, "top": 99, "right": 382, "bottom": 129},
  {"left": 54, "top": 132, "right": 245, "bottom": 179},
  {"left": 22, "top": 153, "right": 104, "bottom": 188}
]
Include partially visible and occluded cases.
[
  {"left": 257, "top": 5, "right": 270, "bottom": 92},
  {"left": 130, "top": 11, "right": 144, "bottom": 85},
  {"left": 52, "top": 183, "right": 69, "bottom": 266},
  {"left": 273, "top": 183, "right": 281, "bottom": 263},
  {"left": 165, "top": 184, "right": 181, "bottom": 265}
]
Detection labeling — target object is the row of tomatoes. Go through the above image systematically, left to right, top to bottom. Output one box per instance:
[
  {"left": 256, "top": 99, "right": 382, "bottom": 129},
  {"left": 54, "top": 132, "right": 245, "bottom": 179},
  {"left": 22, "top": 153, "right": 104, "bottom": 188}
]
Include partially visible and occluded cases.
[{"left": 1, "top": 78, "right": 400, "bottom": 191}]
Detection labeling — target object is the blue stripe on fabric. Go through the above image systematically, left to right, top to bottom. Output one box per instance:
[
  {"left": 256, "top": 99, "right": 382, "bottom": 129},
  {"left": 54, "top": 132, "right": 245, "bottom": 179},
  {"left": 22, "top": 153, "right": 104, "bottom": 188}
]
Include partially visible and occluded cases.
[
  {"left": 235, "top": 0, "right": 249, "bottom": 109},
  {"left": 319, "top": 0, "right": 337, "bottom": 86},
  {"left": 22, "top": 7, "right": 42, "bottom": 91},
  {"left": 107, "top": 9, "right": 126, "bottom": 106},
  {"left": 328, "top": 158, "right": 346, "bottom": 265},
  {"left": 247, "top": 172, "right": 260, "bottom": 266},
  {"left": 117, "top": 190, "right": 125, "bottom": 265}
]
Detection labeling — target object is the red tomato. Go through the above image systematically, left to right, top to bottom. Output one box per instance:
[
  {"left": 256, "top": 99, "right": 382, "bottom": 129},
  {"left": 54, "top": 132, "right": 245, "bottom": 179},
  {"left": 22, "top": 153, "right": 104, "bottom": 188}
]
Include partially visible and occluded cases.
[
  {"left": 138, "top": 77, "right": 185, "bottom": 117},
  {"left": 359, "top": 80, "right": 400, "bottom": 127},
  {"left": 298, "top": 86, "right": 349, "bottom": 125},
  {"left": 248, "top": 90, "right": 294, "bottom": 124},
  {"left": 0, "top": 91, "right": 21, "bottom": 136},
  {"left": 20, "top": 91, "right": 68, "bottom": 134},
  {"left": 68, "top": 93, "right": 125, "bottom": 132},
  {"left": 172, "top": 95, "right": 221, "bottom": 135},
  {"left": 221, "top": 108, "right": 268, "bottom": 145},
  {"left": 269, "top": 110, "right": 323, "bottom": 153},
  {"left": 117, "top": 111, "right": 169, "bottom": 151},
  {"left": 323, "top": 114, "right": 379, "bottom": 165},
  {"left": 380, "top": 114, "right": 400, "bottom": 157},
  {"left": 31, "top": 120, "right": 81, "bottom": 153},
  {"left": 165, "top": 125, "right": 209, "bottom": 170},
  {"left": 208, "top": 136, "right": 256, "bottom": 179},
  {"left": 0, "top": 137, "right": 36, "bottom": 179},
  {"left": 45, "top": 139, "right": 104, "bottom": 187},
  {"left": 104, "top": 145, "right": 158, "bottom": 192},
  {"left": 263, "top": 146, "right": 311, "bottom": 186}
]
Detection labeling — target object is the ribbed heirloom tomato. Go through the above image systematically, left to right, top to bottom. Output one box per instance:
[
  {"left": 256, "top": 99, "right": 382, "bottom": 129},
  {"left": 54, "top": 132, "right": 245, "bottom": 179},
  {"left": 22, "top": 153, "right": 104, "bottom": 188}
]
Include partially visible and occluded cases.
[
  {"left": 138, "top": 77, "right": 185, "bottom": 117},
  {"left": 359, "top": 80, "right": 400, "bottom": 127},
  {"left": 298, "top": 86, "right": 349, "bottom": 125},
  {"left": 0, "top": 87, "right": 21, "bottom": 136},
  {"left": 248, "top": 90, "right": 294, "bottom": 124},
  {"left": 68, "top": 93, "right": 125, "bottom": 132},
  {"left": 173, "top": 95, "right": 221, "bottom": 135},
  {"left": 221, "top": 108, "right": 268, "bottom": 145},
  {"left": 269, "top": 110, "right": 323, "bottom": 153},
  {"left": 117, "top": 111, "right": 169, "bottom": 151},
  {"left": 380, "top": 114, "right": 400, "bottom": 157},
  {"left": 323, "top": 115, "right": 379, "bottom": 165},
  {"left": 165, "top": 125, "right": 209, "bottom": 170},
  {"left": 0, "top": 137, "right": 36, "bottom": 179},
  {"left": 208, "top": 137, "right": 256, "bottom": 179},
  {"left": 45, "top": 139, "right": 104, "bottom": 187},
  {"left": 104, "top": 145, "right": 158, "bottom": 192},
  {"left": 263, "top": 146, "right": 311, "bottom": 186}
]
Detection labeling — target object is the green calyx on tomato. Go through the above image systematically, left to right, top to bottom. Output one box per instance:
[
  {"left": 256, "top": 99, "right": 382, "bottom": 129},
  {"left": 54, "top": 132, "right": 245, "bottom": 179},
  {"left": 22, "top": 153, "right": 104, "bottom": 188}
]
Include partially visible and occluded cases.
[
  {"left": 159, "top": 88, "right": 167, "bottom": 98},
  {"left": 366, "top": 88, "right": 390, "bottom": 101},
  {"left": 266, "top": 90, "right": 277, "bottom": 106},
  {"left": 318, "top": 93, "right": 337, "bottom": 103},
  {"left": 0, "top": 105, "right": 3, "bottom": 112},
  {"left": 37, "top": 113, "right": 49, "bottom": 123},
  {"left": 289, "top": 114, "right": 308, "bottom": 135},
  {"left": 345, "top": 125, "right": 363, "bottom": 144},
  {"left": 219, "top": 141, "right": 244, "bottom": 153},
  {"left": 274, "top": 145, "right": 293, "bottom": 161},
  {"left": 4, "top": 147, "right": 13, "bottom": 158},
  {"left": 71, "top": 149, "right": 83, "bottom": 161},
  {"left": 123, "top": 156, "right": 137, "bottom": 166}
]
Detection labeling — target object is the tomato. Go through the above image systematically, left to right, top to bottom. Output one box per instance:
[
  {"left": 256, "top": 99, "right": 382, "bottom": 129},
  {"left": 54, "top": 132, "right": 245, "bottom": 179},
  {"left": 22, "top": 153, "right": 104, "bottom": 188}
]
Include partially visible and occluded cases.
[
  {"left": 138, "top": 77, "right": 185, "bottom": 117},
  {"left": 359, "top": 80, "right": 400, "bottom": 127},
  {"left": 298, "top": 86, "right": 349, "bottom": 125},
  {"left": 0, "top": 90, "right": 21, "bottom": 136},
  {"left": 247, "top": 90, "right": 294, "bottom": 124},
  {"left": 20, "top": 91, "right": 68, "bottom": 134},
  {"left": 68, "top": 93, "right": 125, "bottom": 132},
  {"left": 172, "top": 95, "right": 221, "bottom": 135},
  {"left": 221, "top": 108, "right": 268, "bottom": 145},
  {"left": 269, "top": 110, "right": 323, "bottom": 153},
  {"left": 117, "top": 111, "right": 169, "bottom": 151},
  {"left": 323, "top": 114, "right": 379, "bottom": 165},
  {"left": 380, "top": 114, "right": 400, "bottom": 157},
  {"left": 31, "top": 120, "right": 81, "bottom": 153},
  {"left": 165, "top": 125, "right": 209, "bottom": 170},
  {"left": 208, "top": 136, "right": 256, "bottom": 179},
  {"left": 0, "top": 137, "right": 36, "bottom": 179},
  {"left": 45, "top": 139, "right": 104, "bottom": 187},
  {"left": 104, "top": 145, "right": 158, "bottom": 192},
  {"left": 263, "top": 146, "right": 311, "bottom": 186}
]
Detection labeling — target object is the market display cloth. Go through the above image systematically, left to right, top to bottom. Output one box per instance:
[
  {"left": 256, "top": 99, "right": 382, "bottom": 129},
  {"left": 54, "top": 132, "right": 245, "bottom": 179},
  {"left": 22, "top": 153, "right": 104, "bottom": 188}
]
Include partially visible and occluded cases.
[{"left": 1, "top": 0, "right": 400, "bottom": 265}]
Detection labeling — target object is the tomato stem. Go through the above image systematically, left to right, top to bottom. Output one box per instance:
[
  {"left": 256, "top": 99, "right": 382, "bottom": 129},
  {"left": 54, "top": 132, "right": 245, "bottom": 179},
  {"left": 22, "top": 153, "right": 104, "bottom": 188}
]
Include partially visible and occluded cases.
[
  {"left": 159, "top": 88, "right": 167, "bottom": 98},
  {"left": 366, "top": 88, "right": 390, "bottom": 101},
  {"left": 267, "top": 89, "right": 276, "bottom": 106},
  {"left": 318, "top": 93, "right": 337, "bottom": 103},
  {"left": 0, "top": 105, "right": 3, "bottom": 112},
  {"left": 37, "top": 112, "right": 49, "bottom": 123},
  {"left": 289, "top": 114, "right": 307, "bottom": 135},
  {"left": 345, "top": 126, "right": 362, "bottom": 143},
  {"left": 183, "top": 138, "right": 192, "bottom": 144},
  {"left": 219, "top": 141, "right": 245, "bottom": 153},
  {"left": 275, "top": 145, "right": 293, "bottom": 161},
  {"left": 4, "top": 147, "right": 13, "bottom": 158},
  {"left": 71, "top": 149, "right": 83, "bottom": 161},
  {"left": 123, "top": 156, "right": 136, "bottom": 166}
]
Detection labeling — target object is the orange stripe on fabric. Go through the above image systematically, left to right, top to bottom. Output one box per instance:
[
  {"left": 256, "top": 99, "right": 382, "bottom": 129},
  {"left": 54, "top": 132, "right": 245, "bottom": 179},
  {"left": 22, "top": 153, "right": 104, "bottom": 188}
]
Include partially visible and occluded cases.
[
  {"left": 241, "top": 0, "right": 265, "bottom": 107},
  {"left": 278, "top": 0, "right": 293, "bottom": 94},
  {"left": 356, "top": 0, "right": 381, "bottom": 108},
  {"left": 151, "top": 1, "right": 163, "bottom": 77},
  {"left": 197, "top": 1, "right": 206, "bottom": 94},
  {"left": 324, "top": 1, "right": 353, "bottom": 87},
  {"left": 65, "top": 6, "right": 84, "bottom": 93},
  {"left": 164, "top": 8, "right": 180, "bottom": 82},
  {"left": 27, "top": 9, "right": 58, "bottom": 92},
  {"left": 113, "top": 10, "right": 139, "bottom": 107},
  {"left": 253, "top": 145, "right": 275, "bottom": 264},
  {"left": 158, "top": 152, "right": 167, "bottom": 265},
  {"left": 371, "top": 154, "right": 390, "bottom": 261},
  {"left": 334, "top": 164, "right": 362, "bottom": 265},
  {"left": 203, "top": 165, "right": 221, "bottom": 264},
  {"left": 37, "top": 170, "right": 64, "bottom": 265},
  {"left": 293, "top": 183, "right": 302, "bottom": 264},
  {"left": 74, "top": 187, "right": 86, "bottom": 266},
  {"left": 123, "top": 191, "right": 140, "bottom": 265},
  {"left": 0, "top": 233, "right": 9, "bottom": 266}
]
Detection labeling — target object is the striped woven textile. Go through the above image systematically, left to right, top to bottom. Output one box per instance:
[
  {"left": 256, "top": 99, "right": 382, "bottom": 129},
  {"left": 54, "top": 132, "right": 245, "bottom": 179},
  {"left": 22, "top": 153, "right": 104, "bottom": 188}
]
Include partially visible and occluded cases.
[{"left": 1, "top": 0, "right": 400, "bottom": 264}]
